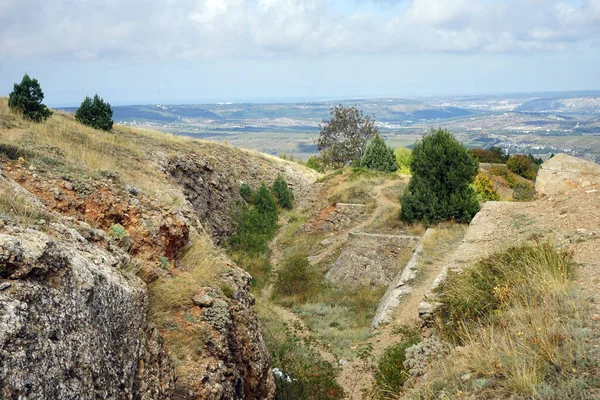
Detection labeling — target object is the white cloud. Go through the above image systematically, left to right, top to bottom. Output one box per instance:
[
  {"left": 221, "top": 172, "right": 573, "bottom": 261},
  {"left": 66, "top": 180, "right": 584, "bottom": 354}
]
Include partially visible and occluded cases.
[{"left": 1, "top": 0, "right": 599, "bottom": 62}]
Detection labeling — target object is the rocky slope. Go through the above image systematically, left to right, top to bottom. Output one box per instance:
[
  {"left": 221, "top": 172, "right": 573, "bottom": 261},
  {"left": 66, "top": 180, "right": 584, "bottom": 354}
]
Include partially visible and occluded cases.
[{"left": 0, "top": 100, "right": 318, "bottom": 399}]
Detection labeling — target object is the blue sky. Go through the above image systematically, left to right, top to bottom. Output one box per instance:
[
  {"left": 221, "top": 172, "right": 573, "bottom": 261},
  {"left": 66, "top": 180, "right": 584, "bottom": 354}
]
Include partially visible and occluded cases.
[{"left": 1, "top": 0, "right": 599, "bottom": 106}]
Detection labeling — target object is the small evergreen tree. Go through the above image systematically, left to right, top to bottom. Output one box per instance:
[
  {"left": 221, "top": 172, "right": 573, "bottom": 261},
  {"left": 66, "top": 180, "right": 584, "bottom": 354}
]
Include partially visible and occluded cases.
[
  {"left": 8, "top": 74, "right": 52, "bottom": 122},
  {"left": 75, "top": 94, "right": 113, "bottom": 131},
  {"left": 400, "top": 128, "right": 480, "bottom": 225},
  {"left": 361, "top": 134, "right": 398, "bottom": 172},
  {"left": 271, "top": 175, "right": 294, "bottom": 209},
  {"left": 254, "top": 184, "right": 278, "bottom": 229}
]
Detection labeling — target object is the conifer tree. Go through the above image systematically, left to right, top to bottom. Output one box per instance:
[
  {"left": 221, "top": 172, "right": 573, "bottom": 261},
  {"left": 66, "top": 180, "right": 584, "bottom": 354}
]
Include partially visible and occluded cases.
[
  {"left": 8, "top": 74, "right": 52, "bottom": 122},
  {"left": 75, "top": 94, "right": 113, "bottom": 131},
  {"left": 400, "top": 128, "right": 480, "bottom": 224},
  {"left": 361, "top": 134, "right": 398, "bottom": 172}
]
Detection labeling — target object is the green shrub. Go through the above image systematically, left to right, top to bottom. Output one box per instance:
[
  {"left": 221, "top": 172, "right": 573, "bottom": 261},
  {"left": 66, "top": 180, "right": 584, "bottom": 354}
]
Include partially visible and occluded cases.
[
  {"left": 8, "top": 74, "right": 52, "bottom": 122},
  {"left": 75, "top": 94, "right": 114, "bottom": 131},
  {"left": 400, "top": 128, "right": 480, "bottom": 225},
  {"left": 361, "top": 134, "right": 398, "bottom": 172},
  {"left": 394, "top": 147, "right": 412, "bottom": 174},
  {"left": 468, "top": 148, "right": 503, "bottom": 164},
  {"left": 507, "top": 154, "right": 536, "bottom": 180},
  {"left": 305, "top": 156, "right": 325, "bottom": 173},
  {"left": 489, "top": 166, "right": 518, "bottom": 188},
  {"left": 473, "top": 172, "right": 500, "bottom": 202},
  {"left": 271, "top": 175, "right": 294, "bottom": 209},
  {"left": 513, "top": 181, "right": 535, "bottom": 201},
  {"left": 239, "top": 183, "right": 253, "bottom": 203},
  {"left": 229, "top": 184, "right": 278, "bottom": 254},
  {"left": 109, "top": 223, "right": 127, "bottom": 239},
  {"left": 273, "top": 252, "right": 319, "bottom": 302},
  {"left": 375, "top": 327, "right": 421, "bottom": 396},
  {"left": 268, "top": 330, "right": 345, "bottom": 400}
]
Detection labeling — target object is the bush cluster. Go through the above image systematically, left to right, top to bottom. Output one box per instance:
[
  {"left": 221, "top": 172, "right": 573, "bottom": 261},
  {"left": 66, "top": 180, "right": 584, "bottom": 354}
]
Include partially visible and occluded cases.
[
  {"left": 400, "top": 128, "right": 480, "bottom": 225},
  {"left": 361, "top": 134, "right": 398, "bottom": 172},
  {"left": 468, "top": 148, "right": 503, "bottom": 164},
  {"left": 506, "top": 154, "right": 537, "bottom": 180},
  {"left": 305, "top": 156, "right": 325, "bottom": 173},
  {"left": 473, "top": 172, "right": 500, "bottom": 202},
  {"left": 231, "top": 176, "right": 294, "bottom": 253},
  {"left": 229, "top": 184, "right": 278, "bottom": 254},
  {"left": 273, "top": 252, "right": 319, "bottom": 302}
]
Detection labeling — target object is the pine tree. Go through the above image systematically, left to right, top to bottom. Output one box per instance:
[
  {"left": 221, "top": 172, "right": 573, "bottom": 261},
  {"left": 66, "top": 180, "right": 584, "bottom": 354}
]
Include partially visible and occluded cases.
[
  {"left": 8, "top": 74, "right": 52, "bottom": 122},
  {"left": 75, "top": 94, "right": 113, "bottom": 131},
  {"left": 400, "top": 128, "right": 480, "bottom": 225},
  {"left": 361, "top": 134, "right": 398, "bottom": 172},
  {"left": 271, "top": 175, "right": 294, "bottom": 209}
]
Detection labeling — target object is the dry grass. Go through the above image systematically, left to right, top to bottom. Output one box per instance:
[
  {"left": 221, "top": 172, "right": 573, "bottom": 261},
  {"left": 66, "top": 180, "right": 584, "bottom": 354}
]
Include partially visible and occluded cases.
[
  {"left": 0, "top": 181, "right": 48, "bottom": 225},
  {"left": 148, "top": 233, "right": 229, "bottom": 377},
  {"left": 404, "top": 243, "right": 599, "bottom": 399}
]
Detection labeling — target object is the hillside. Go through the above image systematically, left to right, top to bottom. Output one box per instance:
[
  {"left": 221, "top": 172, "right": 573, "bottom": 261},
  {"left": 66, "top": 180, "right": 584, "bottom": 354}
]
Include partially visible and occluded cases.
[
  {"left": 2, "top": 96, "right": 600, "bottom": 400},
  {"left": 0, "top": 98, "right": 318, "bottom": 399}
]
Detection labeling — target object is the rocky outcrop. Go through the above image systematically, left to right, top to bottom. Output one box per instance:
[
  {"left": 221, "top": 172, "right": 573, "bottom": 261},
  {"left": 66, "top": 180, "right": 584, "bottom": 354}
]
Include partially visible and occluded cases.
[
  {"left": 166, "top": 153, "right": 318, "bottom": 244},
  {"left": 535, "top": 153, "right": 600, "bottom": 196},
  {"left": 167, "top": 155, "right": 241, "bottom": 243},
  {"left": 0, "top": 223, "right": 175, "bottom": 399},
  {"left": 371, "top": 228, "right": 432, "bottom": 329},
  {"left": 325, "top": 231, "right": 420, "bottom": 287}
]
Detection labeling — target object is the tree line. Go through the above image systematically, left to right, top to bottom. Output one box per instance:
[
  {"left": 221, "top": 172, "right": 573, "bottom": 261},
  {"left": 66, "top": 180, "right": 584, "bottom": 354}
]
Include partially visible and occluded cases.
[{"left": 7, "top": 74, "right": 114, "bottom": 131}]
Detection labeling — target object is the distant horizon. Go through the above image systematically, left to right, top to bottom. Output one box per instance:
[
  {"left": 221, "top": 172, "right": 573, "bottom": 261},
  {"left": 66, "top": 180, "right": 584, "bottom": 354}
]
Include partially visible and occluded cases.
[{"left": 51, "top": 89, "right": 600, "bottom": 109}]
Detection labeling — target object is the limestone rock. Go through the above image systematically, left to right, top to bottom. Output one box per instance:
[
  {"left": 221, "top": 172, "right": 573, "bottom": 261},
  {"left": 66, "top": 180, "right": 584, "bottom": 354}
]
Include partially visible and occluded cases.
[
  {"left": 536, "top": 154, "right": 600, "bottom": 196},
  {"left": 0, "top": 226, "right": 175, "bottom": 399}
]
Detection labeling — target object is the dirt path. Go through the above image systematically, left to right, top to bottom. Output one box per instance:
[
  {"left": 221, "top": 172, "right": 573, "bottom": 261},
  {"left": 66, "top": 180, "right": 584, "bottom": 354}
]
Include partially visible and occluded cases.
[{"left": 261, "top": 177, "right": 466, "bottom": 399}]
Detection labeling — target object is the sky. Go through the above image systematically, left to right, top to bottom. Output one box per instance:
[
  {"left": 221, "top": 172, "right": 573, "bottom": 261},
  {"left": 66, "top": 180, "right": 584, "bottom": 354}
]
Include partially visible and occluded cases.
[{"left": 1, "top": 0, "right": 600, "bottom": 106}]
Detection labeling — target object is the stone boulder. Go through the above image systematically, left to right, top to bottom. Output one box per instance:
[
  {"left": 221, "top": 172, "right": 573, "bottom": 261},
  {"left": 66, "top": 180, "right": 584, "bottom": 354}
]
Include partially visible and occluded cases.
[
  {"left": 535, "top": 154, "right": 600, "bottom": 196},
  {"left": 0, "top": 225, "right": 175, "bottom": 399}
]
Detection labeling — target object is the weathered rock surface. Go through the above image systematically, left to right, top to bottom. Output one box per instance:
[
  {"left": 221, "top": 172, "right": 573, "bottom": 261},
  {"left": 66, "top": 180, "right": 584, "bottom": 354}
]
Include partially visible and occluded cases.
[
  {"left": 166, "top": 153, "right": 318, "bottom": 244},
  {"left": 535, "top": 153, "right": 600, "bottom": 196},
  {"left": 0, "top": 224, "right": 175, "bottom": 399},
  {"left": 371, "top": 228, "right": 433, "bottom": 329},
  {"left": 325, "top": 231, "right": 420, "bottom": 286}
]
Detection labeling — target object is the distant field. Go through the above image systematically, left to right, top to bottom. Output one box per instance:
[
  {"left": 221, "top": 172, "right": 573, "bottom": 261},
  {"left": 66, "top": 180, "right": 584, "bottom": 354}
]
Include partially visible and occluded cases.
[{"left": 63, "top": 92, "right": 600, "bottom": 162}]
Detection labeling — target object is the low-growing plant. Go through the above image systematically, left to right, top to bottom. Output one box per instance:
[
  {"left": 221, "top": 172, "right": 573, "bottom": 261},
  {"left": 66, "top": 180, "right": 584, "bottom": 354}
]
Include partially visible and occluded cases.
[
  {"left": 305, "top": 155, "right": 325, "bottom": 173},
  {"left": 489, "top": 165, "right": 518, "bottom": 188},
  {"left": 473, "top": 172, "right": 500, "bottom": 202},
  {"left": 513, "top": 181, "right": 535, "bottom": 201},
  {"left": 109, "top": 223, "right": 127, "bottom": 239},
  {"left": 435, "top": 242, "right": 573, "bottom": 341},
  {"left": 273, "top": 252, "right": 320, "bottom": 302},
  {"left": 375, "top": 327, "right": 421, "bottom": 397}
]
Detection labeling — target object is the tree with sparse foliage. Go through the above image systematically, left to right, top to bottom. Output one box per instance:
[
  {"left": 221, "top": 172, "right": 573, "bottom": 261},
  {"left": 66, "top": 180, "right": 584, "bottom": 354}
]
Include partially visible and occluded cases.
[
  {"left": 8, "top": 74, "right": 52, "bottom": 122},
  {"left": 75, "top": 94, "right": 114, "bottom": 131},
  {"left": 317, "top": 105, "right": 378, "bottom": 168},
  {"left": 400, "top": 128, "right": 480, "bottom": 225},
  {"left": 361, "top": 134, "right": 397, "bottom": 172},
  {"left": 271, "top": 175, "right": 294, "bottom": 209}
]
